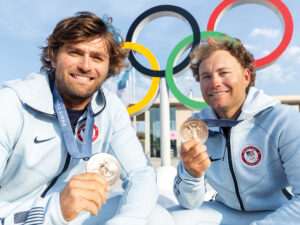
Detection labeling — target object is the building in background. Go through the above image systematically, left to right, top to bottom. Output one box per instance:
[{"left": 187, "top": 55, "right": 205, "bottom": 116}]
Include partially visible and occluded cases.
[{"left": 131, "top": 96, "right": 300, "bottom": 158}]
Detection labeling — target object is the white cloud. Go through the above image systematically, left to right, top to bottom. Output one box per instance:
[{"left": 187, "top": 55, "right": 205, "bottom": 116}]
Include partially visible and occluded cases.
[
  {"left": 250, "top": 28, "right": 281, "bottom": 38},
  {"left": 244, "top": 44, "right": 259, "bottom": 51},
  {"left": 283, "top": 46, "right": 300, "bottom": 64},
  {"left": 286, "top": 46, "right": 300, "bottom": 57},
  {"left": 261, "top": 50, "right": 271, "bottom": 56},
  {"left": 257, "top": 64, "right": 295, "bottom": 84},
  {"left": 258, "top": 64, "right": 282, "bottom": 82},
  {"left": 133, "top": 74, "right": 153, "bottom": 102}
]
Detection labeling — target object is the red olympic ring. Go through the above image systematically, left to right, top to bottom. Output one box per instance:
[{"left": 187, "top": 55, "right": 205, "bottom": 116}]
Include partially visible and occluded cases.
[{"left": 207, "top": 0, "right": 293, "bottom": 69}]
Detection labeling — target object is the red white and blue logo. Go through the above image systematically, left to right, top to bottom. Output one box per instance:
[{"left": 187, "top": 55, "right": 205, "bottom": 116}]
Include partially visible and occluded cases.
[
  {"left": 76, "top": 123, "right": 99, "bottom": 142},
  {"left": 241, "top": 146, "right": 262, "bottom": 166}
]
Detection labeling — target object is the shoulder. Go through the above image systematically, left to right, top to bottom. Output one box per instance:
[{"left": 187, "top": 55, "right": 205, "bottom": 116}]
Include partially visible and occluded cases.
[
  {"left": 0, "top": 86, "right": 23, "bottom": 110},
  {"left": 101, "top": 87, "right": 129, "bottom": 117},
  {"left": 258, "top": 102, "right": 300, "bottom": 122},
  {"left": 255, "top": 103, "right": 300, "bottom": 143},
  {"left": 192, "top": 107, "right": 216, "bottom": 120}
]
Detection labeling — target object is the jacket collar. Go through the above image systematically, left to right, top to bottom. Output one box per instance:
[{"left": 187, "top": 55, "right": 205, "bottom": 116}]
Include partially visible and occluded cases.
[
  {"left": 3, "top": 73, "right": 106, "bottom": 116},
  {"left": 194, "top": 87, "right": 279, "bottom": 130},
  {"left": 238, "top": 87, "right": 279, "bottom": 120}
]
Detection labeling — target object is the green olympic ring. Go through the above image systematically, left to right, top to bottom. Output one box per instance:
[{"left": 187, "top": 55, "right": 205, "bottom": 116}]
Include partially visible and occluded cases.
[{"left": 165, "top": 31, "right": 236, "bottom": 110}]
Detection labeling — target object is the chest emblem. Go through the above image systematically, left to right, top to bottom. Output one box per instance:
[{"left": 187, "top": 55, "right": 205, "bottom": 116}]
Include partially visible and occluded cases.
[
  {"left": 76, "top": 123, "right": 99, "bottom": 142},
  {"left": 241, "top": 146, "right": 262, "bottom": 166}
]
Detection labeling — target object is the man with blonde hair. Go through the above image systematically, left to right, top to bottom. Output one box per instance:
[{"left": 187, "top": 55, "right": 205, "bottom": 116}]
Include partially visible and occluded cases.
[{"left": 172, "top": 38, "right": 300, "bottom": 225}]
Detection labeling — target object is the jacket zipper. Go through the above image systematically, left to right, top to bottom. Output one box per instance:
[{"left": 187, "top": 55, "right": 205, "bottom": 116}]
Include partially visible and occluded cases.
[
  {"left": 32, "top": 90, "right": 107, "bottom": 198},
  {"left": 23, "top": 103, "right": 70, "bottom": 198},
  {"left": 226, "top": 129, "right": 245, "bottom": 211},
  {"left": 41, "top": 153, "right": 71, "bottom": 198}
]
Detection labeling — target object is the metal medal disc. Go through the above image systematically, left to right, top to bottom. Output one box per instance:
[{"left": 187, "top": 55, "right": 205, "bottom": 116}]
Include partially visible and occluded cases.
[
  {"left": 179, "top": 118, "right": 208, "bottom": 144},
  {"left": 86, "top": 153, "right": 121, "bottom": 186}
]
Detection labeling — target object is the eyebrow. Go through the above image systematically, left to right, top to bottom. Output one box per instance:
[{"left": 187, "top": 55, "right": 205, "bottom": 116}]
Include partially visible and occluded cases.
[
  {"left": 65, "top": 45, "right": 109, "bottom": 59},
  {"left": 200, "top": 67, "right": 230, "bottom": 77},
  {"left": 217, "top": 67, "right": 230, "bottom": 71},
  {"left": 199, "top": 71, "right": 210, "bottom": 77}
]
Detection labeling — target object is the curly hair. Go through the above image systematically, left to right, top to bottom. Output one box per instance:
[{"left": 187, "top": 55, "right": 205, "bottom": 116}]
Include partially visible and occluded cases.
[
  {"left": 40, "top": 11, "right": 128, "bottom": 79},
  {"left": 190, "top": 37, "right": 256, "bottom": 93}
]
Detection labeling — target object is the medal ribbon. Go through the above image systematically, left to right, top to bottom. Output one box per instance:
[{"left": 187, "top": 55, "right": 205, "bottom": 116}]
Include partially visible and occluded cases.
[
  {"left": 52, "top": 83, "right": 94, "bottom": 160},
  {"left": 202, "top": 119, "right": 241, "bottom": 127}
]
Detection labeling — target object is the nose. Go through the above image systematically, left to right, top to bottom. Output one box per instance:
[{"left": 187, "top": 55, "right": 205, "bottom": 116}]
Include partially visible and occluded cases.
[
  {"left": 77, "top": 54, "right": 91, "bottom": 73},
  {"left": 210, "top": 74, "right": 221, "bottom": 88}
]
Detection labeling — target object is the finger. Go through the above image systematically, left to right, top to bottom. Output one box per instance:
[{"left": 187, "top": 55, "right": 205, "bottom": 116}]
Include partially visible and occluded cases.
[
  {"left": 180, "top": 138, "right": 200, "bottom": 155},
  {"left": 185, "top": 144, "right": 207, "bottom": 159},
  {"left": 182, "top": 148, "right": 209, "bottom": 170},
  {"left": 192, "top": 151, "right": 210, "bottom": 164},
  {"left": 190, "top": 157, "right": 211, "bottom": 172},
  {"left": 72, "top": 173, "right": 110, "bottom": 192},
  {"left": 67, "top": 179, "right": 108, "bottom": 204},
  {"left": 92, "top": 184, "right": 107, "bottom": 205},
  {"left": 78, "top": 188, "right": 105, "bottom": 209},
  {"left": 81, "top": 198, "right": 100, "bottom": 216}
]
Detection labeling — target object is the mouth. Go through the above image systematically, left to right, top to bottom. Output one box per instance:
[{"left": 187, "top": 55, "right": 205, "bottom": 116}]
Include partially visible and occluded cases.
[
  {"left": 71, "top": 73, "right": 94, "bottom": 81},
  {"left": 209, "top": 91, "right": 228, "bottom": 97}
]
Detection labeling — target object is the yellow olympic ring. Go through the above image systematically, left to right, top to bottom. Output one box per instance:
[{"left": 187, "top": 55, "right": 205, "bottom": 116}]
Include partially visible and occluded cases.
[{"left": 121, "top": 42, "right": 160, "bottom": 116}]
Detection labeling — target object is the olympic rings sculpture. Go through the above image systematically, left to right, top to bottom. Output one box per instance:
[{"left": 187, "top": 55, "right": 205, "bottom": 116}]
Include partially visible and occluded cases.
[{"left": 121, "top": 0, "right": 293, "bottom": 116}]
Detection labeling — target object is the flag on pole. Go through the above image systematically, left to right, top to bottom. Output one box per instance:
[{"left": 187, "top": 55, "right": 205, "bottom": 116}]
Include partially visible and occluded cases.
[{"left": 117, "top": 66, "right": 132, "bottom": 97}]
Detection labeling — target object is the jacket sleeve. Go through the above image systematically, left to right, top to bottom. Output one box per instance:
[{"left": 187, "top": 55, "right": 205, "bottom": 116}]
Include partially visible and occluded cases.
[
  {"left": 0, "top": 88, "right": 68, "bottom": 225},
  {"left": 104, "top": 96, "right": 158, "bottom": 225},
  {"left": 251, "top": 108, "right": 300, "bottom": 225},
  {"left": 173, "top": 159, "right": 206, "bottom": 209},
  {"left": 0, "top": 193, "right": 70, "bottom": 225}
]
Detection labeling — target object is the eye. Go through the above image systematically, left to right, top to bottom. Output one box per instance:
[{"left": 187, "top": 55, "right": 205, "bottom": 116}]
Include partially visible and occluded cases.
[
  {"left": 68, "top": 50, "right": 80, "bottom": 56},
  {"left": 93, "top": 56, "right": 103, "bottom": 62},
  {"left": 220, "top": 71, "right": 229, "bottom": 75},
  {"left": 200, "top": 74, "right": 211, "bottom": 80}
]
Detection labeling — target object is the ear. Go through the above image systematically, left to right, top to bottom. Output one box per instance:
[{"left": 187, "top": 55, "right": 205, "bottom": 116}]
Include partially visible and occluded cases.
[
  {"left": 51, "top": 60, "right": 56, "bottom": 69},
  {"left": 243, "top": 68, "right": 251, "bottom": 88}
]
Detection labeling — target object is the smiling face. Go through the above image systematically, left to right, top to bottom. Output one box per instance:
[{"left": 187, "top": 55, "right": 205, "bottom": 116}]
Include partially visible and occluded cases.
[
  {"left": 51, "top": 37, "right": 110, "bottom": 109},
  {"left": 199, "top": 50, "right": 251, "bottom": 119}
]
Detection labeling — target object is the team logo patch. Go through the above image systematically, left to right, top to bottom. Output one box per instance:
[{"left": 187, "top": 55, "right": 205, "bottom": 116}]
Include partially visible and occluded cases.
[
  {"left": 76, "top": 123, "right": 99, "bottom": 142},
  {"left": 241, "top": 146, "right": 262, "bottom": 166}
]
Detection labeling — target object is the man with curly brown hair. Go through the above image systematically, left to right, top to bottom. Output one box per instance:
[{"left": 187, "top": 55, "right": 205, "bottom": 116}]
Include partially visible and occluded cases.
[
  {"left": 0, "top": 12, "right": 173, "bottom": 225},
  {"left": 171, "top": 38, "right": 300, "bottom": 225}
]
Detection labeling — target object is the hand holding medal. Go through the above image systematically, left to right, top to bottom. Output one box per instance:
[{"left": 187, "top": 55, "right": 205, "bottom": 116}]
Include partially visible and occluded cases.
[{"left": 179, "top": 118, "right": 211, "bottom": 178}]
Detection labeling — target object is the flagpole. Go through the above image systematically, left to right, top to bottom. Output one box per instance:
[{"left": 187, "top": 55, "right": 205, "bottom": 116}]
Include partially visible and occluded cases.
[
  {"left": 128, "top": 68, "right": 131, "bottom": 104},
  {"left": 133, "top": 68, "right": 136, "bottom": 102},
  {"left": 160, "top": 78, "right": 171, "bottom": 167}
]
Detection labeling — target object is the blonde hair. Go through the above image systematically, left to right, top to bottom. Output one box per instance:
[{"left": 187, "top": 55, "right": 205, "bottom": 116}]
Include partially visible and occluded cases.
[{"left": 190, "top": 38, "right": 256, "bottom": 92}]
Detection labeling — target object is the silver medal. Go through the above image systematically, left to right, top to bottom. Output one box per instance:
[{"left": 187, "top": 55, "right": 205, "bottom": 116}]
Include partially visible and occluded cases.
[
  {"left": 179, "top": 118, "right": 208, "bottom": 144},
  {"left": 86, "top": 153, "right": 121, "bottom": 186}
]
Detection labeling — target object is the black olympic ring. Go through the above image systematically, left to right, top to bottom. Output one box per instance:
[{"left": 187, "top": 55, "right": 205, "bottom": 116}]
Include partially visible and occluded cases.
[{"left": 125, "top": 5, "right": 201, "bottom": 78}]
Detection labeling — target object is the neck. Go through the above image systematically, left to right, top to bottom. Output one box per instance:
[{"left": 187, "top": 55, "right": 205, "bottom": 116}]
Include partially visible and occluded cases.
[
  {"left": 54, "top": 82, "right": 92, "bottom": 110},
  {"left": 215, "top": 94, "right": 248, "bottom": 120},
  {"left": 63, "top": 96, "right": 92, "bottom": 110},
  {"left": 215, "top": 108, "right": 242, "bottom": 120}
]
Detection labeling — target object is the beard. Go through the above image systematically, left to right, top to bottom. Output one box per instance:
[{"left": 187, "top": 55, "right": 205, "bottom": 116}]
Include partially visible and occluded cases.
[{"left": 54, "top": 71, "right": 102, "bottom": 101}]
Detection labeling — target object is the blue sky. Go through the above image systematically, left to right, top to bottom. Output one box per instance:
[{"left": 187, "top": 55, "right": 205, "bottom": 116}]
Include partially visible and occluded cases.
[{"left": 1, "top": 0, "right": 299, "bottom": 105}]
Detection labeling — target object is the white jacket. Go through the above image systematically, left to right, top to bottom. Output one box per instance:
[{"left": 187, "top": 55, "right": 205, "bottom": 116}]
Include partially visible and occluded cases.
[{"left": 0, "top": 73, "right": 158, "bottom": 225}]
